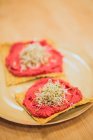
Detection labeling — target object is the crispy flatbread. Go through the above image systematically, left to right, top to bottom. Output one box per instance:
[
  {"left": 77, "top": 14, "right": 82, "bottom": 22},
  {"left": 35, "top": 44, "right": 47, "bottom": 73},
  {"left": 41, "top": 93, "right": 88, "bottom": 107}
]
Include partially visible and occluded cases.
[
  {"left": 0, "top": 43, "right": 65, "bottom": 86},
  {"left": 15, "top": 92, "right": 93, "bottom": 124}
]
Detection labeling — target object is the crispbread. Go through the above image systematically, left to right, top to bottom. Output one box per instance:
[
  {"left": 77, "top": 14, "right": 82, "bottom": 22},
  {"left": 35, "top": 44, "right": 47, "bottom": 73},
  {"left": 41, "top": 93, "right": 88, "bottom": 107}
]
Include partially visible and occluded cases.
[
  {"left": 0, "top": 43, "right": 65, "bottom": 86},
  {"left": 15, "top": 92, "right": 93, "bottom": 124}
]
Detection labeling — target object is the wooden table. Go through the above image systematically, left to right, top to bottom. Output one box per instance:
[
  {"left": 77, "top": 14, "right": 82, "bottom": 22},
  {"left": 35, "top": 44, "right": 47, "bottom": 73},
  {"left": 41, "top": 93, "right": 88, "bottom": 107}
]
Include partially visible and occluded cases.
[{"left": 0, "top": 0, "right": 93, "bottom": 140}]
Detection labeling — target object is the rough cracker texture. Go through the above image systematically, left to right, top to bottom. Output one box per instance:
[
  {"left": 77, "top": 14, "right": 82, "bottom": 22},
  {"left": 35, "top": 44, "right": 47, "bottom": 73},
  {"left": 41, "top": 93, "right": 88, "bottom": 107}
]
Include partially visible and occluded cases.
[
  {"left": 0, "top": 43, "right": 65, "bottom": 86},
  {"left": 15, "top": 92, "right": 93, "bottom": 124}
]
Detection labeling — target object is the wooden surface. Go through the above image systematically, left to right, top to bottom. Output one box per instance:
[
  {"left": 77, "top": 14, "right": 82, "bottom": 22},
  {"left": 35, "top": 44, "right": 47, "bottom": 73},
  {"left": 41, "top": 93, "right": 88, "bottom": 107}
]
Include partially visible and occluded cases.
[{"left": 0, "top": 0, "right": 93, "bottom": 140}]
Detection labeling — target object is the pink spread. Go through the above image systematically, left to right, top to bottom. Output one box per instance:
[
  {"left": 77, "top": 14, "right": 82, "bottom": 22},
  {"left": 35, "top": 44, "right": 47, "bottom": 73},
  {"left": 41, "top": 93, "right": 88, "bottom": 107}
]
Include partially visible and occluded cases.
[
  {"left": 6, "top": 40, "right": 63, "bottom": 77},
  {"left": 23, "top": 78, "right": 83, "bottom": 118}
]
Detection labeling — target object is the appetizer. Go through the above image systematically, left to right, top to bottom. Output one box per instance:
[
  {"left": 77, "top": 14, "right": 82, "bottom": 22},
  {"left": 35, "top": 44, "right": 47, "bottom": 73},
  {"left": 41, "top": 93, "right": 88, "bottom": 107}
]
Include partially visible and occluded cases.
[
  {"left": 0, "top": 40, "right": 64, "bottom": 86},
  {"left": 15, "top": 78, "right": 93, "bottom": 124}
]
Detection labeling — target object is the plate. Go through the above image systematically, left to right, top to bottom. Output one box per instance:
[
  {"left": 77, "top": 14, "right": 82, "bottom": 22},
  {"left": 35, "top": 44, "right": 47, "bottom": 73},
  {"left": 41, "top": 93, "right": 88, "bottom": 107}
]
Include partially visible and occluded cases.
[{"left": 0, "top": 48, "right": 93, "bottom": 125}]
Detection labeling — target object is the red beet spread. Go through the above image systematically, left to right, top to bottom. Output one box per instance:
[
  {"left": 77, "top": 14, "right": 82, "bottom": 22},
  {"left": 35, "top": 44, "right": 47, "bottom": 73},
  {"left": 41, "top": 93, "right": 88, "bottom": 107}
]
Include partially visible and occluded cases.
[
  {"left": 6, "top": 40, "right": 63, "bottom": 77},
  {"left": 23, "top": 78, "right": 83, "bottom": 118}
]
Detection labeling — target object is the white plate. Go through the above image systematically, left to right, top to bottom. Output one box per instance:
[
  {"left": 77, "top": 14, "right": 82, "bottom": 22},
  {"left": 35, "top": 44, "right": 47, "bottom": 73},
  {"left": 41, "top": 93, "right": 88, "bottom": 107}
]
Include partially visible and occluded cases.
[{"left": 0, "top": 48, "right": 93, "bottom": 125}]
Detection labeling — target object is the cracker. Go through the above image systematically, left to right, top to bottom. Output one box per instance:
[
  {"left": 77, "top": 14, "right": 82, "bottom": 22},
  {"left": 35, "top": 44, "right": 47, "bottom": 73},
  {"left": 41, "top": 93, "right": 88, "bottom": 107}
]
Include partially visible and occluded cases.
[
  {"left": 0, "top": 43, "right": 65, "bottom": 86},
  {"left": 15, "top": 92, "right": 93, "bottom": 124}
]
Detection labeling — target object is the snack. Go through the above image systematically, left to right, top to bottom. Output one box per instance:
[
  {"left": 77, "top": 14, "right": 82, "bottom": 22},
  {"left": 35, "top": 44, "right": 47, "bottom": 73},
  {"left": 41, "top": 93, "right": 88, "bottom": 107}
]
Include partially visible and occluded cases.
[
  {"left": 0, "top": 40, "right": 64, "bottom": 86},
  {"left": 15, "top": 78, "right": 93, "bottom": 124}
]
